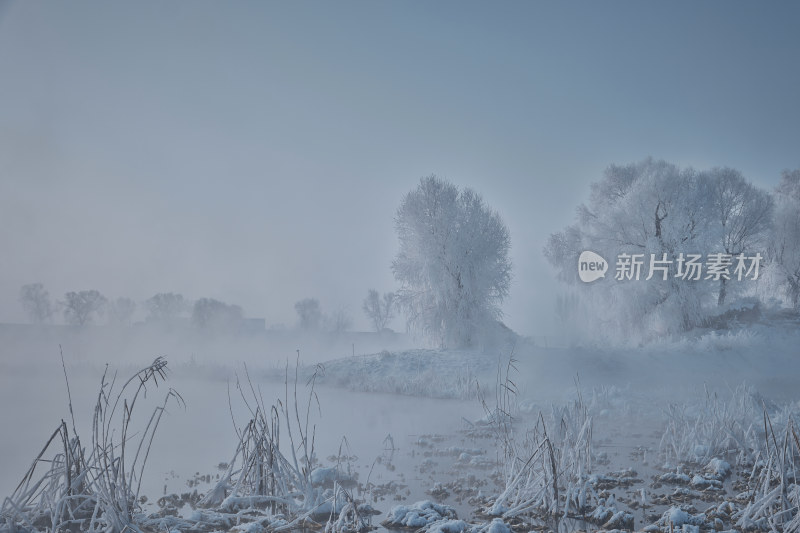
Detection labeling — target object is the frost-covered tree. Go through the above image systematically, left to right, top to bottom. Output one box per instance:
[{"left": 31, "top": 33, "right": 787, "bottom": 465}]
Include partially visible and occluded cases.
[
  {"left": 544, "top": 158, "right": 775, "bottom": 341},
  {"left": 544, "top": 159, "right": 717, "bottom": 340},
  {"left": 705, "top": 167, "right": 774, "bottom": 305},
  {"left": 768, "top": 170, "right": 800, "bottom": 309},
  {"left": 392, "top": 176, "right": 511, "bottom": 348},
  {"left": 19, "top": 283, "right": 53, "bottom": 324},
  {"left": 362, "top": 289, "right": 397, "bottom": 332},
  {"left": 62, "top": 290, "right": 107, "bottom": 326},
  {"left": 145, "top": 292, "right": 188, "bottom": 322},
  {"left": 108, "top": 297, "right": 137, "bottom": 326},
  {"left": 191, "top": 298, "right": 243, "bottom": 332},
  {"left": 294, "top": 298, "right": 322, "bottom": 330}
]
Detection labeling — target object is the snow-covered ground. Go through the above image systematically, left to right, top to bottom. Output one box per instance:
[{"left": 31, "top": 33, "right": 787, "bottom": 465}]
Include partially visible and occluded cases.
[{"left": 2, "top": 321, "right": 800, "bottom": 532}]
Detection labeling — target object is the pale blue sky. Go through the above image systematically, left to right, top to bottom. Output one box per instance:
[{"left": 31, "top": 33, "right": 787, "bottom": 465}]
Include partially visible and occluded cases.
[{"left": 1, "top": 1, "right": 798, "bottom": 334}]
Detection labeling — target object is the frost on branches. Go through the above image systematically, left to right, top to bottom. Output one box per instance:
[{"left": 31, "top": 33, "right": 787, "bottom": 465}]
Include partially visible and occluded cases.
[
  {"left": 544, "top": 158, "right": 776, "bottom": 342},
  {"left": 392, "top": 176, "right": 511, "bottom": 349}
]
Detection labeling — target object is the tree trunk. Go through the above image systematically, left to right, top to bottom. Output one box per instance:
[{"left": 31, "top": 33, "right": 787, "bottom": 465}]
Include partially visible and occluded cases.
[
  {"left": 789, "top": 275, "right": 800, "bottom": 310},
  {"left": 717, "top": 278, "right": 727, "bottom": 307}
]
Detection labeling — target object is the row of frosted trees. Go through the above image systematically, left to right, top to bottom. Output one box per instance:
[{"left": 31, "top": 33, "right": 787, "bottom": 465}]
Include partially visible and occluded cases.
[
  {"left": 545, "top": 159, "right": 800, "bottom": 342},
  {"left": 18, "top": 288, "right": 242, "bottom": 331}
]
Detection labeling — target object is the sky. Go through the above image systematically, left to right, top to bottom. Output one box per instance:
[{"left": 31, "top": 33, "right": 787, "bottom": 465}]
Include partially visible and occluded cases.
[{"left": 0, "top": 1, "right": 799, "bottom": 335}]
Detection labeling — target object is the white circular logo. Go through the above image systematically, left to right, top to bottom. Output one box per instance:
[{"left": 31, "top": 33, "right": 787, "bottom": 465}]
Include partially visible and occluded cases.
[{"left": 578, "top": 251, "right": 608, "bottom": 283}]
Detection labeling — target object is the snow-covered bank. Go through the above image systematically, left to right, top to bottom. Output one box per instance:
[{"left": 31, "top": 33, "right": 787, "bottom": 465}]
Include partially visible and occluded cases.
[{"left": 259, "top": 321, "right": 800, "bottom": 405}]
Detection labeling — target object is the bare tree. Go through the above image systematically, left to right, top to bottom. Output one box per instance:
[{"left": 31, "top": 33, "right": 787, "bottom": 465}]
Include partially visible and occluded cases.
[
  {"left": 707, "top": 167, "right": 774, "bottom": 305},
  {"left": 769, "top": 169, "right": 800, "bottom": 309},
  {"left": 19, "top": 283, "right": 53, "bottom": 324},
  {"left": 362, "top": 289, "right": 397, "bottom": 332},
  {"left": 62, "top": 290, "right": 107, "bottom": 326},
  {"left": 145, "top": 293, "right": 188, "bottom": 323},
  {"left": 108, "top": 297, "right": 137, "bottom": 326},
  {"left": 191, "top": 298, "right": 243, "bottom": 332},
  {"left": 294, "top": 298, "right": 322, "bottom": 330},
  {"left": 329, "top": 308, "right": 353, "bottom": 334}
]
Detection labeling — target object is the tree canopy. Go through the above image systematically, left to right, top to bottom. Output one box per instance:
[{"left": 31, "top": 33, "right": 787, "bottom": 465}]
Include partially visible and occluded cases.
[{"left": 392, "top": 176, "right": 511, "bottom": 348}]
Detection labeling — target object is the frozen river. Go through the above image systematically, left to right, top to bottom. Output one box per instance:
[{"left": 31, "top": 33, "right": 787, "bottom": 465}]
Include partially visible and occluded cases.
[{"left": 0, "top": 362, "right": 484, "bottom": 513}]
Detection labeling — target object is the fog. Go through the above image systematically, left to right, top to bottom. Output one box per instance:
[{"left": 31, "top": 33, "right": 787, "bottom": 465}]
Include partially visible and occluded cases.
[
  {"left": 2, "top": 1, "right": 800, "bottom": 335},
  {"left": 2, "top": 2, "right": 800, "bottom": 532}
]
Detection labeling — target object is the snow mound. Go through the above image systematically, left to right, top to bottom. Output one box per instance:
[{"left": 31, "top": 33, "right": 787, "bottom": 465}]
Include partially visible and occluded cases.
[
  {"left": 704, "top": 458, "right": 731, "bottom": 479},
  {"left": 310, "top": 466, "right": 355, "bottom": 487},
  {"left": 659, "top": 472, "right": 691, "bottom": 485},
  {"left": 690, "top": 474, "right": 722, "bottom": 490},
  {"left": 384, "top": 500, "right": 458, "bottom": 528},
  {"left": 654, "top": 506, "right": 709, "bottom": 531},
  {"left": 382, "top": 507, "right": 511, "bottom": 533},
  {"left": 424, "top": 518, "right": 511, "bottom": 533},
  {"left": 426, "top": 519, "right": 470, "bottom": 533},
  {"left": 471, "top": 519, "right": 511, "bottom": 533}
]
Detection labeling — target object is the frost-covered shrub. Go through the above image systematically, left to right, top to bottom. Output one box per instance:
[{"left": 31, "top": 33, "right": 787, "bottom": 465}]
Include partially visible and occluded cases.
[
  {"left": 0, "top": 358, "right": 182, "bottom": 533},
  {"left": 198, "top": 363, "right": 362, "bottom": 532},
  {"left": 484, "top": 364, "right": 594, "bottom": 521},
  {"left": 659, "top": 383, "right": 769, "bottom": 467},
  {"left": 655, "top": 506, "right": 709, "bottom": 530}
]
